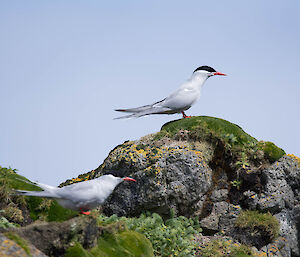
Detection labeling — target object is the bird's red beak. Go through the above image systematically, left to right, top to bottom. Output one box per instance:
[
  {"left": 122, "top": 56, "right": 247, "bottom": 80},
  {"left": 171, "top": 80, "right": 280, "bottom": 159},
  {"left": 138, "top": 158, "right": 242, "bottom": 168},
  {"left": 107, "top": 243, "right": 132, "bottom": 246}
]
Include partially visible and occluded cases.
[
  {"left": 214, "top": 72, "right": 227, "bottom": 76},
  {"left": 123, "top": 177, "right": 136, "bottom": 182}
]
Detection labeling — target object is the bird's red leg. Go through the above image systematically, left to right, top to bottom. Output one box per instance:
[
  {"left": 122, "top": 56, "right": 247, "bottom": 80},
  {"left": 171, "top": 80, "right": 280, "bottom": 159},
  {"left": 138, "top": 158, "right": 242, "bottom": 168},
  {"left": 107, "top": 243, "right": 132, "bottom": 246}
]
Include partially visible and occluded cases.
[
  {"left": 181, "top": 111, "right": 191, "bottom": 119},
  {"left": 80, "top": 208, "right": 91, "bottom": 215}
]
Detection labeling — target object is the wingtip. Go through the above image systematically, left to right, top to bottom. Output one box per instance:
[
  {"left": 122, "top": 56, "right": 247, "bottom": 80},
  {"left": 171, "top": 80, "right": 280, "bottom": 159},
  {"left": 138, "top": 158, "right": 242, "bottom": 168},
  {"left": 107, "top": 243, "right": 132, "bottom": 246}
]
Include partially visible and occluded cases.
[{"left": 115, "top": 109, "right": 127, "bottom": 112}]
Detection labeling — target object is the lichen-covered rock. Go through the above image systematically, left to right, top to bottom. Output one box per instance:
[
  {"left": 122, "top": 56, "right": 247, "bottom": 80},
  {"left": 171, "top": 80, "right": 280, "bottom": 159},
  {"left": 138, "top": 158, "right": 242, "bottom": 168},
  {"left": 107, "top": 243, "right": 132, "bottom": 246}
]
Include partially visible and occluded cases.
[
  {"left": 8, "top": 116, "right": 296, "bottom": 256},
  {"left": 96, "top": 137, "right": 213, "bottom": 218},
  {"left": 0, "top": 233, "right": 47, "bottom": 257},
  {"left": 259, "top": 237, "right": 291, "bottom": 257}
]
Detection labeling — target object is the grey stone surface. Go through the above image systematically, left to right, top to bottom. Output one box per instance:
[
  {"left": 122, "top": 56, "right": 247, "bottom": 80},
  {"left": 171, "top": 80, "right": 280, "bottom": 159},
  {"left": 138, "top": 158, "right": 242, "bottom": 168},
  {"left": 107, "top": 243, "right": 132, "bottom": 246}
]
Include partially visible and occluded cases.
[
  {"left": 94, "top": 140, "right": 213, "bottom": 218},
  {"left": 241, "top": 157, "right": 300, "bottom": 256},
  {"left": 256, "top": 160, "right": 295, "bottom": 212},
  {"left": 210, "top": 189, "right": 228, "bottom": 202},
  {"left": 275, "top": 207, "right": 300, "bottom": 257},
  {"left": 12, "top": 216, "right": 99, "bottom": 257},
  {"left": 0, "top": 233, "right": 48, "bottom": 257}
]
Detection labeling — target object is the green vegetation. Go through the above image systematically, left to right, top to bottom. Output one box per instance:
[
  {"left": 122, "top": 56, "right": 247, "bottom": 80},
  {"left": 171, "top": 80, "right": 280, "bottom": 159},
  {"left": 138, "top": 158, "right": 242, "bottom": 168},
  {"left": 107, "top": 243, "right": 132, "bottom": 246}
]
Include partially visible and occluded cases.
[
  {"left": 160, "top": 116, "right": 285, "bottom": 164},
  {"left": 161, "top": 116, "right": 256, "bottom": 147},
  {"left": 257, "top": 141, "right": 286, "bottom": 163},
  {"left": 0, "top": 166, "right": 77, "bottom": 222},
  {"left": 231, "top": 179, "right": 242, "bottom": 190},
  {"left": 2, "top": 205, "right": 24, "bottom": 223},
  {"left": 235, "top": 210, "right": 280, "bottom": 240},
  {"left": 98, "top": 212, "right": 202, "bottom": 257},
  {"left": 0, "top": 216, "right": 18, "bottom": 228},
  {"left": 66, "top": 230, "right": 154, "bottom": 257},
  {"left": 91, "top": 231, "right": 154, "bottom": 257},
  {"left": 4, "top": 232, "right": 32, "bottom": 257},
  {"left": 196, "top": 238, "right": 254, "bottom": 257},
  {"left": 66, "top": 243, "right": 92, "bottom": 257}
]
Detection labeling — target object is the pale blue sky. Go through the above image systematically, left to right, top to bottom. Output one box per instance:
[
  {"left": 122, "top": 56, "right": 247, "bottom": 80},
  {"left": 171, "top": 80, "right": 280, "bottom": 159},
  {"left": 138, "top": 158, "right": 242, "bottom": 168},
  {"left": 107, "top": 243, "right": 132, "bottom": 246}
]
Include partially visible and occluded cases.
[{"left": 1, "top": 1, "right": 299, "bottom": 185}]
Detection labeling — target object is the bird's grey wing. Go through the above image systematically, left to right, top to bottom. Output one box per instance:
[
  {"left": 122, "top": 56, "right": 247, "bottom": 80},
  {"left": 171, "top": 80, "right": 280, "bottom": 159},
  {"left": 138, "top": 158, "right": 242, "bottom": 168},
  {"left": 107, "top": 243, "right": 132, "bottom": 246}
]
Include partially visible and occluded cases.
[
  {"left": 162, "top": 87, "right": 199, "bottom": 110},
  {"left": 56, "top": 181, "right": 98, "bottom": 203}
]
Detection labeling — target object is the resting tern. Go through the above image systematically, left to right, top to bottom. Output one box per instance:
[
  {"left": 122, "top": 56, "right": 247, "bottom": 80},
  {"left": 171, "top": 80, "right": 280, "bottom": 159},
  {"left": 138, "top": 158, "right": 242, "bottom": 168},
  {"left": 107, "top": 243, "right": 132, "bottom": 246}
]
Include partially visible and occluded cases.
[
  {"left": 115, "top": 66, "right": 226, "bottom": 119},
  {"left": 15, "top": 174, "right": 136, "bottom": 215}
]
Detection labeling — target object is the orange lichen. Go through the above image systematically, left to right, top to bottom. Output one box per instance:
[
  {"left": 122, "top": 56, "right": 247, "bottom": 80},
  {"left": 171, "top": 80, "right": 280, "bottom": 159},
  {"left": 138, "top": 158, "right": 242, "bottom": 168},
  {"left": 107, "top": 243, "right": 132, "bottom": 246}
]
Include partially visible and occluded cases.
[{"left": 287, "top": 154, "right": 300, "bottom": 166}]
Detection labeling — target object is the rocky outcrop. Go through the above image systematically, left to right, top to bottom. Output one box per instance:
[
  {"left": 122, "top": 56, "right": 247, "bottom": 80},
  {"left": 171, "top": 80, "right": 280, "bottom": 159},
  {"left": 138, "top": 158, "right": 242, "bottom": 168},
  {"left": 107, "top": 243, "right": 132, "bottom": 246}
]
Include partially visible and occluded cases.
[
  {"left": 1, "top": 116, "right": 299, "bottom": 257},
  {"left": 87, "top": 116, "right": 298, "bottom": 256},
  {"left": 98, "top": 137, "right": 214, "bottom": 218},
  {"left": 242, "top": 156, "right": 300, "bottom": 256},
  {"left": 0, "top": 216, "right": 153, "bottom": 257},
  {"left": 11, "top": 216, "right": 99, "bottom": 256}
]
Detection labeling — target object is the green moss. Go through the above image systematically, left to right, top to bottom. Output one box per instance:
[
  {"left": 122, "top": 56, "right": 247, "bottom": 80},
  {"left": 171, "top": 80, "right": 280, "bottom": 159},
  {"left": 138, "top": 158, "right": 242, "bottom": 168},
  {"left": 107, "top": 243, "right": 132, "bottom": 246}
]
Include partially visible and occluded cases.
[
  {"left": 160, "top": 116, "right": 285, "bottom": 164},
  {"left": 161, "top": 116, "right": 256, "bottom": 147},
  {"left": 153, "top": 130, "right": 169, "bottom": 140},
  {"left": 257, "top": 141, "right": 285, "bottom": 163},
  {"left": 0, "top": 166, "right": 41, "bottom": 191},
  {"left": 235, "top": 210, "right": 280, "bottom": 240},
  {"left": 65, "top": 231, "right": 153, "bottom": 257},
  {"left": 92, "top": 231, "right": 154, "bottom": 257},
  {"left": 5, "top": 232, "right": 32, "bottom": 257},
  {"left": 66, "top": 242, "right": 93, "bottom": 257}
]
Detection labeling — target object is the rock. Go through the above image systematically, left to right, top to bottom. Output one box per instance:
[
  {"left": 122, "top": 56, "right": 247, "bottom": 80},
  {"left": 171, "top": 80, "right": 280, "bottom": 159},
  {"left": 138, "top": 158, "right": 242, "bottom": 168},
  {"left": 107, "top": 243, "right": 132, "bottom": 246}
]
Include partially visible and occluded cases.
[
  {"left": 2, "top": 116, "right": 299, "bottom": 256},
  {"left": 95, "top": 137, "right": 213, "bottom": 218},
  {"left": 280, "top": 155, "right": 300, "bottom": 202},
  {"left": 241, "top": 157, "right": 300, "bottom": 255},
  {"left": 257, "top": 159, "right": 295, "bottom": 212},
  {"left": 210, "top": 189, "right": 228, "bottom": 202},
  {"left": 199, "top": 201, "right": 242, "bottom": 235},
  {"left": 217, "top": 203, "right": 242, "bottom": 233},
  {"left": 275, "top": 207, "right": 300, "bottom": 257},
  {"left": 200, "top": 213, "right": 219, "bottom": 234},
  {"left": 11, "top": 216, "right": 99, "bottom": 256},
  {"left": 0, "top": 232, "right": 47, "bottom": 257},
  {"left": 259, "top": 237, "right": 291, "bottom": 257}
]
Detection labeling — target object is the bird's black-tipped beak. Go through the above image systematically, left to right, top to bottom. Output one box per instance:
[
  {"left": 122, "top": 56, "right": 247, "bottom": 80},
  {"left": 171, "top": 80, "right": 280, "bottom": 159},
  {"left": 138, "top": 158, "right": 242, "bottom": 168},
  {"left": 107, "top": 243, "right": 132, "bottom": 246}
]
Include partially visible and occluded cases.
[
  {"left": 213, "top": 72, "right": 227, "bottom": 76},
  {"left": 123, "top": 177, "right": 137, "bottom": 182}
]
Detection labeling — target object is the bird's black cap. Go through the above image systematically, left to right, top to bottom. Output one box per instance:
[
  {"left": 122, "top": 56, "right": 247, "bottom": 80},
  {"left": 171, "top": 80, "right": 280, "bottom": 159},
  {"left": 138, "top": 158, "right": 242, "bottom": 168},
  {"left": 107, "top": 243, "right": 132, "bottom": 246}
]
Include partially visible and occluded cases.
[{"left": 193, "top": 66, "right": 216, "bottom": 73}]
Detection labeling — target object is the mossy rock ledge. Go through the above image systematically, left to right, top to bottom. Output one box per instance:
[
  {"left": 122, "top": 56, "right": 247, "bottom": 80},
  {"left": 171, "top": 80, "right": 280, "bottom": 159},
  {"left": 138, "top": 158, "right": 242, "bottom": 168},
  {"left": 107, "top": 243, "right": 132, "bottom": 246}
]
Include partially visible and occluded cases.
[
  {"left": 1, "top": 116, "right": 299, "bottom": 257},
  {"left": 84, "top": 116, "right": 298, "bottom": 256},
  {"left": 81, "top": 117, "right": 285, "bottom": 215}
]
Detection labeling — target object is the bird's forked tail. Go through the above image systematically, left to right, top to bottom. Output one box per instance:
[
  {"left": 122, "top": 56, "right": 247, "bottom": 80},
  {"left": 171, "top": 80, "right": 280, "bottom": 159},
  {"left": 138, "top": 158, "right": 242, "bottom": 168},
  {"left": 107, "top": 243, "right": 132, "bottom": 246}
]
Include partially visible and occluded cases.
[{"left": 14, "top": 179, "right": 58, "bottom": 198}]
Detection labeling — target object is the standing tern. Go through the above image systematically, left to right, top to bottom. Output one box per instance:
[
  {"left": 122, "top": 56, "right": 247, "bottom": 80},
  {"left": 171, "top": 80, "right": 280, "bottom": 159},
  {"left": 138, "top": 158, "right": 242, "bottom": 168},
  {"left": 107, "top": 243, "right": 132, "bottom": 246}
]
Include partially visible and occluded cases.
[
  {"left": 115, "top": 66, "right": 226, "bottom": 119},
  {"left": 15, "top": 174, "right": 136, "bottom": 215}
]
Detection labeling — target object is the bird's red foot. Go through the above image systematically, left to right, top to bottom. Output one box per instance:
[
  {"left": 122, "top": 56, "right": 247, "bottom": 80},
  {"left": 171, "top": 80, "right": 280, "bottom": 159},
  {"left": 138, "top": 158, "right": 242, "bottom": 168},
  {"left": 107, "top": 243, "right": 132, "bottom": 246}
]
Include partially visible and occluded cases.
[
  {"left": 181, "top": 112, "right": 191, "bottom": 119},
  {"left": 80, "top": 208, "right": 91, "bottom": 215}
]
